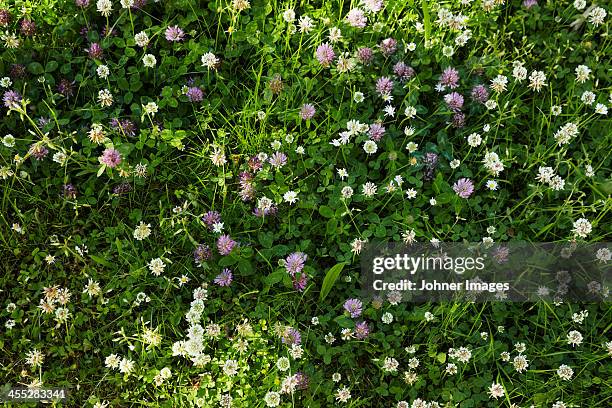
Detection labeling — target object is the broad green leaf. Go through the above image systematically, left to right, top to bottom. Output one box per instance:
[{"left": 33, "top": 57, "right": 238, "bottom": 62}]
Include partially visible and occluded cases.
[{"left": 319, "top": 262, "right": 346, "bottom": 301}]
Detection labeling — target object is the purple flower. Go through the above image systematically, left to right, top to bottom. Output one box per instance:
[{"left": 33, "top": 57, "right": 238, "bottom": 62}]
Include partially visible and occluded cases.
[
  {"left": 75, "top": 0, "right": 90, "bottom": 7},
  {"left": 131, "top": 0, "right": 147, "bottom": 9},
  {"left": 523, "top": 0, "right": 538, "bottom": 8},
  {"left": 346, "top": 8, "right": 367, "bottom": 28},
  {"left": 0, "top": 9, "right": 11, "bottom": 26},
  {"left": 20, "top": 19, "right": 36, "bottom": 36},
  {"left": 165, "top": 25, "right": 185, "bottom": 42},
  {"left": 79, "top": 26, "right": 89, "bottom": 39},
  {"left": 101, "top": 26, "right": 118, "bottom": 37},
  {"left": 379, "top": 38, "right": 397, "bottom": 57},
  {"left": 87, "top": 42, "right": 103, "bottom": 59},
  {"left": 315, "top": 43, "right": 335, "bottom": 67},
  {"left": 356, "top": 47, "right": 373, "bottom": 64},
  {"left": 393, "top": 62, "right": 415, "bottom": 81},
  {"left": 9, "top": 64, "right": 26, "bottom": 79},
  {"left": 439, "top": 67, "right": 460, "bottom": 90},
  {"left": 268, "top": 74, "right": 284, "bottom": 95},
  {"left": 375, "top": 76, "right": 394, "bottom": 96},
  {"left": 57, "top": 79, "right": 75, "bottom": 97},
  {"left": 471, "top": 85, "right": 489, "bottom": 103},
  {"left": 186, "top": 87, "right": 204, "bottom": 103},
  {"left": 3, "top": 90, "right": 21, "bottom": 109},
  {"left": 444, "top": 92, "right": 464, "bottom": 111},
  {"left": 299, "top": 103, "right": 316, "bottom": 120},
  {"left": 451, "top": 112, "right": 465, "bottom": 128},
  {"left": 38, "top": 117, "right": 51, "bottom": 127},
  {"left": 110, "top": 118, "right": 137, "bottom": 137},
  {"left": 368, "top": 123, "right": 385, "bottom": 141},
  {"left": 29, "top": 144, "right": 49, "bottom": 160},
  {"left": 99, "top": 148, "right": 122, "bottom": 168},
  {"left": 268, "top": 152, "right": 287, "bottom": 169},
  {"left": 423, "top": 152, "right": 439, "bottom": 181},
  {"left": 248, "top": 156, "right": 263, "bottom": 172},
  {"left": 238, "top": 172, "right": 255, "bottom": 201},
  {"left": 453, "top": 178, "right": 475, "bottom": 198},
  {"left": 113, "top": 182, "right": 132, "bottom": 194},
  {"left": 62, "top": 184, "right": 77, "bottom": 199},
  {"left": 254, "top": 205, "right": 277, "bottom": 217},
  {"left": 202, "top": 211, "right": 221, "bottom": 229},
  {"left": 217, "top": 234, "right": 237, "bottom": 255},
  {"left": 194, "top": 244, "right": 212, "bottom": 265},
  {"left": 492, "top": 246, "right": 509, "bottom": 264},
  {"left": 285, "top": 252, "right": 307, "bottom": 275},
  {"left": 214, "top": 268, "right": 233, "bottom": 286},
  {"left": 292, "top": 273, "right": 308, "bottom": 291},
  {"left": 343, "top": 298, "right": 363, "bottom": 318},
  {"left": 354, "top": 321, "right": 370, "bottom": 339},
  {"left": 281, "top": 327, "right": 301, "bottom": 345},
  {"left": 294, "top": 372, "right": 310, "bottom": 390}
]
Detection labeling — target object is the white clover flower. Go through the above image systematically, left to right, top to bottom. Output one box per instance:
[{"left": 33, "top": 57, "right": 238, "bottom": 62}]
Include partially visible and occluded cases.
[
  {"left": 97, "top": 0, "right": 113, "bottom": 17},
  {"left": 573, "top": 0, "right": 586, "bottom": 10},
  {"left": 589, "top": 7, "right": 607, "bottom": 26},
  {"left": 283, "top": 9, "right": 296, "bottom": 22},
  {"left": 298, "top": 15, "right": 314, "bottom": 33},
  {"left": 134, "top": 31, "right": 150, "bottom": 47},
  {"left": 201, "top": 52, "right": 219, "bottom": 69},
  {"left": 142, "top": 54, "right": 157, "bottom": 68},
  {"left": 512, "top": 62, "right": 527, "bottom": 82},
  {"left": 96, "top": 65, "right": 110, "bottom": 79},
  {"left": 575, "top": 65, "right": 591, "bottom": 83},
  {"left": 528, "top": 70, "right": 547, "bottom": 92},
  {"left": 491, "top": 75, "right": 508, "bottom": 93},
  {"left": 0, "top": 76, "right": 12, "bottom": 88},
  {"left": 97, "top": 89, "right": 113, "bottom": 107},
  {"left": 581, "top": 90, "right": 596, "bottom": 105},
  {"left": 143, "top": 101, "right": 158, "bottom": 115},
  {"left": 595, "top": 103, "right": 608, "bottom": 115},
  {"left": 404, "top": 105, "right": 417, "bottom": 118},
  {"left": 467, "top": 133, "right": 482, "bottom": 147},
  {"left": 363, "top": 140, "right": 378, "bottom": 155},
  {"left": 362, "top": 182, "right": 377, "bottom": 197},
  {"left": 341, "top": 186, "right": 354, "bottom": 199},
  {"left": 283, "top": 190, "right": 299, "bottom": 204},
  {"left": 572, "top": 218, "right": 592, "bottom": 238},
  {"left": 133, "top": 221, "right": 152, "bottom": 240},
  {"left": 148, "top": 258, "right": 166, "bottom": 276},
  {"left": 382, "top": 312, "right": 393, "bottom": 324},
  {"left": 567, "top": 330, "right": 583, "bottom": 346},
  {"left": 25, "top": 349, "right": 45, "bottom": 368},
  {"left": 105, "top": 353, "right": 120, "bottom": 369},
  {"left": 513, "top": 354, "right": 529, "bottom": 373},
  {"left": 276, "top": 357, "right": 291, "bottom": 372},
  {"left": 382, "top": 357, "right": 399, "bottom": 373},
  {"left": 119, "top": 358, "right": 135, "bottom": 374},
  {"left": 223, "top": 359, "right": 238, "bottom": 376},
  {"left": 557, "top": 364, "right": 574, "bottom": 380},
  {"left": 488, "top": 382, "right": 504, "bottom": 399},
  {"left": 335, "top": 386, "right": 351, "bottom": 402},
  {"left": 264, "top": 391, "right": 281, "bottom": 407}
]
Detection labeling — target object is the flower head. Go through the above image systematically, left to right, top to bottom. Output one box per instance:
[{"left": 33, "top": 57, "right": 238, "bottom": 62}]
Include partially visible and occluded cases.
[
  {"left": 165, "top": 25, "right": 185, "bottom": 42},
  {"left": 453, "top": 178, "right": 474, "bottom": 198}
]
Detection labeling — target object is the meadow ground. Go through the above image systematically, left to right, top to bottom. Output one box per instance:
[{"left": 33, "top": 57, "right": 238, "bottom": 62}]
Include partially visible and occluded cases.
[{"left": 0, "top": 0, "right": 611, "bottom": 407}]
